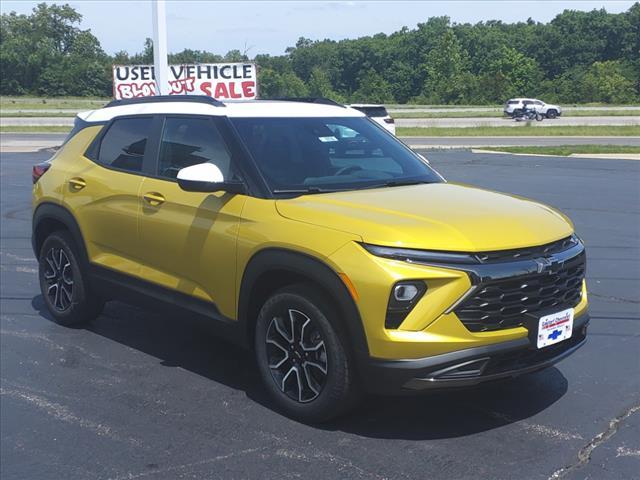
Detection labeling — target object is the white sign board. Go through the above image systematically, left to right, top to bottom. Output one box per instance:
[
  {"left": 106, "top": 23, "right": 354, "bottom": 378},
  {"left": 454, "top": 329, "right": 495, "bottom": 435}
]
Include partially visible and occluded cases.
[{"left": 112, "top": 63, "right": 258, "bottom": 100}]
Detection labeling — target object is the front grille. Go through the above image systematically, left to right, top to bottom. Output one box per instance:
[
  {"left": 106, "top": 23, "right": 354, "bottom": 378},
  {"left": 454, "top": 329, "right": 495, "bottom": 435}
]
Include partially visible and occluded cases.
[{"left": 455, "top": 251, "right": 586, "bottom": 332}]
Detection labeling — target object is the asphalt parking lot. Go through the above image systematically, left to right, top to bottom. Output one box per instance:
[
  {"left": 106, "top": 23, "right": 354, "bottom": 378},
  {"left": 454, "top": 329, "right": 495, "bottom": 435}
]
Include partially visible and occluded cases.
[{"left": 1, "top": 149, "right": 638, "bottom": 480}]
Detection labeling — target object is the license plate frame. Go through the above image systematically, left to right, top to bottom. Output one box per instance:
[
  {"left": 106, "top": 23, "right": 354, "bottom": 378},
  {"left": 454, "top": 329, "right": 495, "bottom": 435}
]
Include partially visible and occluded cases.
[{"left": 537, "top": 308, "right": 574, "bottom": 349}]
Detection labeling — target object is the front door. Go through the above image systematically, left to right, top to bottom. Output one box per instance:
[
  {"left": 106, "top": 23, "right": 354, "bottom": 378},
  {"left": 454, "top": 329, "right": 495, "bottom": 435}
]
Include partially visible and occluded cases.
[{"left": 137, "top": 115, "right": 246, "bottom": 319}]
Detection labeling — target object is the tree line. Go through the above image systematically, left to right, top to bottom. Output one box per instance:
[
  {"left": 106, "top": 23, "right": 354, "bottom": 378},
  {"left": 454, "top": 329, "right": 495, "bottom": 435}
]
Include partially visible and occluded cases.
[{"left": 1, "top": 2, "right": 639, "bottom": 104}]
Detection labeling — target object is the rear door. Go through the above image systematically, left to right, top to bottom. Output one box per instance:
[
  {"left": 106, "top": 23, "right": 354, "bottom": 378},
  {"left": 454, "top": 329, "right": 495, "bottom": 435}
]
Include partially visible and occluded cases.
[
  {"left": 65, "top": 115, "right": 160, "bottom": 276},
  {"left": 137, "top": 115, "right": 247, "bottom": 319}
]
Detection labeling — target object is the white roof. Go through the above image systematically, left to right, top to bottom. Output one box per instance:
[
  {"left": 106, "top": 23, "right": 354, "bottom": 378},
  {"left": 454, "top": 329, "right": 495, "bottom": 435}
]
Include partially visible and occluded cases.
[{"left": 78, "top": 100, "right": 365, "bottom": 123}]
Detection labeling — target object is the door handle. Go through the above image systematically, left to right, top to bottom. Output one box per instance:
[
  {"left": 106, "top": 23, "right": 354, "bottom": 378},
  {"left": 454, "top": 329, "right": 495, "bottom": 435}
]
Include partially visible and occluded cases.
[
  {"left": 69, "top": 177, "right": 86, "bottom": 191},
  {"left": 143, "top": 192, "right": 165, "bottom": 206}
]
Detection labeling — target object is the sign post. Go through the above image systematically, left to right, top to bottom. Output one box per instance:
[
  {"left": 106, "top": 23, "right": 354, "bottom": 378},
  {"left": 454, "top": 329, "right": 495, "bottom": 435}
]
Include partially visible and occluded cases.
[{"left": 151, "top": 0, "right": 169, "bottom": 95}]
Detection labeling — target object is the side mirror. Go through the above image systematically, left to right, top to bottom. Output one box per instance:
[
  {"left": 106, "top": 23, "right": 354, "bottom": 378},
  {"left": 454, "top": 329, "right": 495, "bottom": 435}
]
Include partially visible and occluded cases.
[{"left": 177, "top": 163, "right": 246, "bottom": 194}]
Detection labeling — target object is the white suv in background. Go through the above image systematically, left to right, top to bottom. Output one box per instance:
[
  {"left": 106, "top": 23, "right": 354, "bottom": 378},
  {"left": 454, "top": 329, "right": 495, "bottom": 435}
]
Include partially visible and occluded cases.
[
  {"left": 504, "top": 98, "right": 562, "bottom": 119},
  {"left": 349, "top": 104, "right": 396, "bottom": 135}
]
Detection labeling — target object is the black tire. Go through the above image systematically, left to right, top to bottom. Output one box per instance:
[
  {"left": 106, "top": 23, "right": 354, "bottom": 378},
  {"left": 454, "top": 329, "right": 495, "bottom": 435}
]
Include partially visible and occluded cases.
[
  {"left": 512, "top": 108, "right": 523, "bottom": 117},
  {"left": 546, "top": 109, "right": 558, "bottom": 119},
  {"left": 536, "top": 113, "right": 544, "bottom": 121},
  {"left": 38, "top": 230, "right": 104, "bottom": 326},
  {"left": 254, "top": 283, "right": 359, "bottom": 422}
]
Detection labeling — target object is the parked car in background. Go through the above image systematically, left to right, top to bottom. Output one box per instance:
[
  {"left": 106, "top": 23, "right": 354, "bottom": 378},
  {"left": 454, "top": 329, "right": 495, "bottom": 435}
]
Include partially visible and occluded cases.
[
  {"left": 504, "top": 98, "right": 562, "bottom": 119},
  {"left": 348, "top": 104, "right": 396, "bottom": 134}
]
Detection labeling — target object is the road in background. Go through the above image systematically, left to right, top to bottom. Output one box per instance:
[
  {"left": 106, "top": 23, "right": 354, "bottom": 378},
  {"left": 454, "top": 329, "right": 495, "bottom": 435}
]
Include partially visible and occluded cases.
[
  {"left": 388, "top": 106, "right": 640, "bottom": 113},
  {"left": 397, "top": 116, "right": 640, "bottom": 128},
  {"left": 2, "top": 133, "right": 640, "bottom": 152},
  {"left": 405, "top": 136, "right": 640, "bottom": 148},
  {"left": 1, "top": 149, "right": 638, "bottom": 480}
]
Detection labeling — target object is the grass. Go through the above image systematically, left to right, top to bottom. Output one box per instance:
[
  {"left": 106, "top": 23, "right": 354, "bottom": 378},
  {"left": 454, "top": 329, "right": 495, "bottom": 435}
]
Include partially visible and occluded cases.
[
  {"left": 1, "top": 96, "right": 109, "bottom": 110},
  {"left": 393, "top": 109, "right": 640, "bottom": 119},
  {"left": 1, "top": 111, "right": 81, "bottom": 117},
  {"left": 397, "top": 125, "right": 640, "bottom": 137},
  {"left": 0, "top": 126, "right": 71, "bottom": 133},
  {"left": 484, "top": 145, "right": 640, "bottom": 156}
]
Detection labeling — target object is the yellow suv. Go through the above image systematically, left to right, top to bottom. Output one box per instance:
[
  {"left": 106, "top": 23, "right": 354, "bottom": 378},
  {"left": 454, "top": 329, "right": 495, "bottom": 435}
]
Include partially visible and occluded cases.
[{"left": 32, "top": 96, "right": 589, "bottom": 422}]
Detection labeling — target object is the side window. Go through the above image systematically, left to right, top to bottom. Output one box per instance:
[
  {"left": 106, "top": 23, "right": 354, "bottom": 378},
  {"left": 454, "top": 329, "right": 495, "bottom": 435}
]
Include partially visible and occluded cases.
[
  {"left": 98, "top": 117, "right": 152, "bottom": 172},
  {"left": 157, "top": 117, "right": 232, "bottom": 180}
]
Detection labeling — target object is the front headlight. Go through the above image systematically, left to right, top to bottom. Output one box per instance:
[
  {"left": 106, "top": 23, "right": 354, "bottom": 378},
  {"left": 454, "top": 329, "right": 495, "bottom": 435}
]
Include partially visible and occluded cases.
[{"left": 361, "top": 243, "right": 479, "bottom": 265}]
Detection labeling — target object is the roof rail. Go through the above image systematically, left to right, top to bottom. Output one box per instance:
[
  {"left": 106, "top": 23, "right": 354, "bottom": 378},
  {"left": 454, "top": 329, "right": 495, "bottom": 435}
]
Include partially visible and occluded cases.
[
  {"left": 105, "top": 95, "right": 225, "bottom": 108},
  {"left": 270, "top": 97, "right": 346, "bottom": 108}
]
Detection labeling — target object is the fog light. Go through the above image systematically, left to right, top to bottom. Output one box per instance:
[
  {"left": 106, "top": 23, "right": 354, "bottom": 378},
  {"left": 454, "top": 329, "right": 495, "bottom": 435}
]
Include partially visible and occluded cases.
[
  {"left": 386, "top": 281, "right": 427, "bottom": 329},
  {"left": 394, "top": 284, "right": 419, "bottom": 302}
]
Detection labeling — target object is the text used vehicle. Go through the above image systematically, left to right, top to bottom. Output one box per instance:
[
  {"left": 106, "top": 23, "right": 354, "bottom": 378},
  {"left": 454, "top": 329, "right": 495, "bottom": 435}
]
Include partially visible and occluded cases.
[{"left": 33, "top": 96, "right": 588, "bottom": 422}]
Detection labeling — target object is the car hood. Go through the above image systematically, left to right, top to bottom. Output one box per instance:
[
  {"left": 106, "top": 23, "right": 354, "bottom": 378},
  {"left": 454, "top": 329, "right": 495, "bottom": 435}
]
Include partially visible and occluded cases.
[{"left": 275, "top": 183, "right": 573, "bottom": 252}]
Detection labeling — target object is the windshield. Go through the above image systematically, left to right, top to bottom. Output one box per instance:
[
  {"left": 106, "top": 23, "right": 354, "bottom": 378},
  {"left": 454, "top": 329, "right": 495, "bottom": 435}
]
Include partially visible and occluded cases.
[{"left": 231, "top": 116, "right": 443, "bottom": 194}]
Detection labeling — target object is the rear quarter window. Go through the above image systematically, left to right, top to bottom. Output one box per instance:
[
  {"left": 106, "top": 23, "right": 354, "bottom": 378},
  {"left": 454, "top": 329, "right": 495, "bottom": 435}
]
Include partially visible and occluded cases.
[{"left": 96, "top": 117, "right": 153, "bottom": 173}]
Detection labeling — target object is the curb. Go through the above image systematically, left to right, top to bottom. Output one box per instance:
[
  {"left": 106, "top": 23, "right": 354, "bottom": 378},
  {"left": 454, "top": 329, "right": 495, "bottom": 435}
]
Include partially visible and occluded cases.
[{"left": 470, "top": 149, "right": 640, "bottom": 160}]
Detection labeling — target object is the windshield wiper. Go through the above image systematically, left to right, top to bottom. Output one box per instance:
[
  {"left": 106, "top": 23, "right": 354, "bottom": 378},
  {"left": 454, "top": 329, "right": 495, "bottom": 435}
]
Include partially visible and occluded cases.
[
  {"left": 365, "top": 179, "right": 433, "bottom": 189},
  {"left": 272, "top": 187, "right": 337, "bottom": 195}
]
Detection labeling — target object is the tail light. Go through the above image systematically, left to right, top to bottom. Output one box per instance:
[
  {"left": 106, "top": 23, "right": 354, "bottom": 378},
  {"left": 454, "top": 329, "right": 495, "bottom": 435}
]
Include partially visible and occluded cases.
[
  {"left": 384, "top": 118, "right": 395, "bottom": 124},
  {"left": 32, "top": 162, "right": 51, "bottom": 184}
]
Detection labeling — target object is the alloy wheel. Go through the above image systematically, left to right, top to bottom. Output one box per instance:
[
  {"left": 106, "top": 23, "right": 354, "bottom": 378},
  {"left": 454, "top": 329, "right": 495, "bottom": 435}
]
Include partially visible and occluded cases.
[
  {"left": 43, "top": 247, "right": 74, "bottom": 311},
  {"left": 265, "top": 309, "right": 328, "bottom": 403}
]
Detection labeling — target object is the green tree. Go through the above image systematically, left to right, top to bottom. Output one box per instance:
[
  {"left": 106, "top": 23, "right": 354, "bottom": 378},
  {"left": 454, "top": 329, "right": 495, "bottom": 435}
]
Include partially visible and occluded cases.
[
  {"left": 0, "top": 2, "right": 110, "bottom": 95},
  {"left": 2, "top": 2, "right": 639, "bottom": 104},
  {"left": 421, "top": 29, "right": 472, "bottom": 103},
  {"left": 480, "top": 46, "right": 543, "bottom": 101},
  {"left": 580, "top": 60, "right": 637, "bottom": 103},
  {"left": 307, "top": 67, "right": 345, "bottom": 102},
  {"left": 258, "top": 68, "right": 308, "bottom": 98},
  {"left": 352, "top": 69, "right": 394, "bottom": 103}
]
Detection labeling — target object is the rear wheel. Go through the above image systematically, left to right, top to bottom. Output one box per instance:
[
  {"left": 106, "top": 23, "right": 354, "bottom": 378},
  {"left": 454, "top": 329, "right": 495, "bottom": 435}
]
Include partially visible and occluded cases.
[
  {"left": 38, "top": 230, "right": 104, "bottom": 326},
  {"left": 254, "top": 284, "right": 359, "bottom": 422}
]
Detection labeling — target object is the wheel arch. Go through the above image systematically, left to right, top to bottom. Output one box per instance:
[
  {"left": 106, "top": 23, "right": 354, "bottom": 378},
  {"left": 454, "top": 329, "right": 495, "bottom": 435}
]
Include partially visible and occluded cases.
[
  {"left": 32, "top": 202, "right": 88, "bottom": 266},
  {"left": 238, "top": 248, "right": 369, "bottom": 358}
]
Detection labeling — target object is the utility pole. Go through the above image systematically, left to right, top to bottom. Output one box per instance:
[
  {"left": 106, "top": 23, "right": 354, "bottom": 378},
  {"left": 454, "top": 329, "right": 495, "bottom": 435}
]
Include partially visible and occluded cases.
[{"left": 152, "top": 0, "right": 169, "bottom": 95}]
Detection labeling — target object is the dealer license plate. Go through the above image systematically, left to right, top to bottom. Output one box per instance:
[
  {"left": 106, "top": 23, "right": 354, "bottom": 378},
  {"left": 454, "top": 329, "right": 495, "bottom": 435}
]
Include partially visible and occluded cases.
[{"left": 537, "top": 308, "right": 574, "bottom": 349}]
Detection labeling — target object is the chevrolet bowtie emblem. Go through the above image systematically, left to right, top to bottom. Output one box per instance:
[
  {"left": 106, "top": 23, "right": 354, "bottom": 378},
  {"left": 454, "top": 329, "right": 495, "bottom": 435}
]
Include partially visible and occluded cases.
[{"left": 534, "top": 257, "right": 554, "bottom": 274}]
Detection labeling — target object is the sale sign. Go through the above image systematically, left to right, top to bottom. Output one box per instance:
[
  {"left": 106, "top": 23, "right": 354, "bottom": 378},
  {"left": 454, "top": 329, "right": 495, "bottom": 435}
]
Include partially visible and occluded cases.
[{"left": 112, "top": 63, "right": 258, "bottom": 100}]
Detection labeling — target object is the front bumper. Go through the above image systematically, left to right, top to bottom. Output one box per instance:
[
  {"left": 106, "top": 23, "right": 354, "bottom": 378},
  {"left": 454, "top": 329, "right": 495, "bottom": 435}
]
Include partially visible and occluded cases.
[{"left": 359, "top": 312, "right": 589, "bottom": 394}]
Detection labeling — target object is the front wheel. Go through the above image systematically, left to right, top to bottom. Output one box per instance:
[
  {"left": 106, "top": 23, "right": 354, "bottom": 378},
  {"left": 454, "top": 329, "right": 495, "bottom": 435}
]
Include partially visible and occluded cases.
[
  {"left": 546, "top": 109, "right": 558, "bottom": 119},
  {"left": 38, "top": 230, "right": 104, "bottom": 326},
  {"left": 254, "top": 284, "right": 359, "bottom": 422}
]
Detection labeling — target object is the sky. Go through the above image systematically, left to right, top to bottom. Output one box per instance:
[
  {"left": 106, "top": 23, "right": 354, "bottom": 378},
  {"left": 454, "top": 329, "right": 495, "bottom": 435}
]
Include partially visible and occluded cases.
[{"left": 2, "top": 1, "right": 636, "bottom": 57}]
